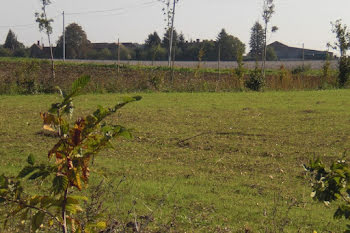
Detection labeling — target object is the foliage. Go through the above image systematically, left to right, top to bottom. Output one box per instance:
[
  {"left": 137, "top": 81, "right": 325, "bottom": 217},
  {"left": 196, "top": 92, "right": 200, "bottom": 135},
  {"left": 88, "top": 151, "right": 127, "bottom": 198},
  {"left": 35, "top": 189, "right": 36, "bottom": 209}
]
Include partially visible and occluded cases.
[
  {"left": 35, "top": 0, "right": 55, "bottom": 80},
  {"left": 261, "top": 0, "right": 278, "bottom": 78},
  {"left": 330, "top": 20, "right": 350, "bottom": 87},
  {"left": 330, "top": 20, "right": 350, "bottom": 57},
  {"left": 249, "top": 22, "right": 265, "bottom": 61},
  {"left": 56, "top": 23, "right": 91, "bottom": 59},
  {"left": 4, "top": 29, "right": 24, "bottom": 51},
  {"left": 216, "top": 29, "right": 246, "bottom": 61},
  {"left": 145, "top": 31, "right": 162, "bottom": 48},
  {"left": 266, "top": 47, "right": 277, "bottom": 61},
  {"left": 339, "top": 56, "right": 350, "bottom": 87},
  {"left": 291, "top": 64, "right": 311, "bottom": 75},
  {"left": 245, "top": 66, "right": 265, "bottom": 91},
  {"left": 40, "top": 75, "right": 91, "bottom": 136},
  {"left": 0, "top": 77, "right": 142, "bottom": 233},
  {"left": 305, "top": 158, "right": 350, "bottom": 232}
]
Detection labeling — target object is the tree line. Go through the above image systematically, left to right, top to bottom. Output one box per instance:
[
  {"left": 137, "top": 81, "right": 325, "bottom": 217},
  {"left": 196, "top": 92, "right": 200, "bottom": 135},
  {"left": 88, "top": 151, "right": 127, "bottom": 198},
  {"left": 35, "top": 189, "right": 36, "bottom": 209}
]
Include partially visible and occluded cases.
[{"left": 0, "top": 22, "right": 278, "bottom": 62}]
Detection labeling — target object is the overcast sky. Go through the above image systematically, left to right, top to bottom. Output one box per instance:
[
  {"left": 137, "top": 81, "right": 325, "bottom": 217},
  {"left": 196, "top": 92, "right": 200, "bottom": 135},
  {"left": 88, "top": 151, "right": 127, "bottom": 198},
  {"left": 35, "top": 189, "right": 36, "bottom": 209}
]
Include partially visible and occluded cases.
[{"left": 0, "top": 0, "right": 349, "bottom": 53}]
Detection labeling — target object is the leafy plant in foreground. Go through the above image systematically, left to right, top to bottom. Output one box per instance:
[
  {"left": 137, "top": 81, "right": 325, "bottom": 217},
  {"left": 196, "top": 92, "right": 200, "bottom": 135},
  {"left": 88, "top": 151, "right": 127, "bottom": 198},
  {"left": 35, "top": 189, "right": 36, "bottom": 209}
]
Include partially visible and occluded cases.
[
  {"left": 40, "top": 75, "right": 90, "bottom": 136},
  {"left": 0, "top": 81, "right": 141, "bottom": 233},
  {"left": 304, "top": 158, "right": 350, "bottom": 232}
]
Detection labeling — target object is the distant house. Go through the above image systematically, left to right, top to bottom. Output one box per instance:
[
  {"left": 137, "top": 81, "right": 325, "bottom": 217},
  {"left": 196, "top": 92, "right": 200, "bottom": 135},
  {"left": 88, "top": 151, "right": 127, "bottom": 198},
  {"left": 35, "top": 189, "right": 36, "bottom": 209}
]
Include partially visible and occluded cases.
[
  {"left": 29, "top": 41, "right": 57, "bottom": 59},
  {"left": 267, "top": 41, "right": 333, "bottom": 61},
  {"left": 91, "top": 42, "right": 140, "bottom": 52}
]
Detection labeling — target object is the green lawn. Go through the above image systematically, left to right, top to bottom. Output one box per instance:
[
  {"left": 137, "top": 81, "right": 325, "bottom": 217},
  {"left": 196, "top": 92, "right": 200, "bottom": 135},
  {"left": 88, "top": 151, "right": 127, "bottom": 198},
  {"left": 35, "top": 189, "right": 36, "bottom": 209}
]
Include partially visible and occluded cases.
[{"left": 1, "top": 90, "right": 350, "bottom": 232}]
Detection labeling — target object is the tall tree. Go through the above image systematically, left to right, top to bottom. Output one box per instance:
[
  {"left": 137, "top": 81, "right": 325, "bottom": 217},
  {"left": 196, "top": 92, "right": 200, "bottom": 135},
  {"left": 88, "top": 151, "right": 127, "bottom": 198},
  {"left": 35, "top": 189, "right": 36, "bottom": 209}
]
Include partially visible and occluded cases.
[
  {"left": 35, "top": 0, "right": 55, "bottom": 80},
  {"left": 159, "top": 0, "right": 180, "bottom": 67},
  {"left": 261, "top": 0, "right": 278, "bottom": 78},
  {"left": 329, "top": 20, "right": 350, "bottom": 87},
  {"left": 249, "top": 22, "right": 265, "bottom": 60},
  {"left": 56, "top": 23, "right": 91, "bottom": 59},
  {"left": 162, "top": 28, "right": 178, "bottom": 51},
  {"left": 216, "top": 29, "right": 245, "bottom": 61},
  {"left": 4, "top": 30, "right": 23, "bottom": 51},
  {"left": 145, "top": 32, "right": 161, "bottom": 48}
]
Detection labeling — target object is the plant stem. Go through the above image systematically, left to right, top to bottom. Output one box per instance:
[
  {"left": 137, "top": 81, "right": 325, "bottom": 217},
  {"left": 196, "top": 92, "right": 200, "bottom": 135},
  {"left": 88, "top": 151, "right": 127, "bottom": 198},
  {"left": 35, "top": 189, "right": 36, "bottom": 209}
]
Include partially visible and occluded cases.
[{"left": 61, "top": 188, "right": 68, "bottom": 233}]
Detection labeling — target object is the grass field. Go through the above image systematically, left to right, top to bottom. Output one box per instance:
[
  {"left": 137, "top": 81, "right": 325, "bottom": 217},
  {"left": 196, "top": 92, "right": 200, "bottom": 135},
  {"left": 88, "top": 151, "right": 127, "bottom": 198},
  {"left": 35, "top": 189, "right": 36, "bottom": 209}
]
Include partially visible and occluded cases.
[{"left": 1, "top": 90, "right": 350, "bottom": 232}]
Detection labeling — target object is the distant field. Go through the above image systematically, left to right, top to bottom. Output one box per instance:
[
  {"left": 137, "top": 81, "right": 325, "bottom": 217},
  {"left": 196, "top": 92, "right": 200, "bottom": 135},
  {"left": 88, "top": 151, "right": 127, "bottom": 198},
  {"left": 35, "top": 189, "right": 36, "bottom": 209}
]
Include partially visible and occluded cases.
[
  {"left": 0, "top": 58, "right": 338, "bottom": 95},
  {"left": 59, "top": 59, "right": 338, "bottom": 70},
  {"left": 1, "top": 91, "right": 350, "bottom": 232}
]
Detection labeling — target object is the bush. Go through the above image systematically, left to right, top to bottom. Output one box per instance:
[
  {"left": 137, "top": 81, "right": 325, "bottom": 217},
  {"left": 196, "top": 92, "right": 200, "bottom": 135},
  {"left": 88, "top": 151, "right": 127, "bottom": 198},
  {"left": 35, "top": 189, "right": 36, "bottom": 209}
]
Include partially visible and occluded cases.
[
  {"left": 338, "top": 56, "right": 350, "bottom": 87},
  {"left": 291, "top": 64, "right": 311, "bottom": 75},
  {"left": 245, "top": 67, "right": 264, "bottom": 91}
]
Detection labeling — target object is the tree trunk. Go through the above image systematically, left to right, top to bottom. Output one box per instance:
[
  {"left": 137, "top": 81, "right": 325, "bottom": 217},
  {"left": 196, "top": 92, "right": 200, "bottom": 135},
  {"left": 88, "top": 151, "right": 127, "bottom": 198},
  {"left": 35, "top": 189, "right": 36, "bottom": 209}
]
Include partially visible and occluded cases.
[
  {"left": 43, "top": 6, "right": 55, "bottom": 80},
  {"left": 262, "top": 23, "right": 268, "bottom": 79}
]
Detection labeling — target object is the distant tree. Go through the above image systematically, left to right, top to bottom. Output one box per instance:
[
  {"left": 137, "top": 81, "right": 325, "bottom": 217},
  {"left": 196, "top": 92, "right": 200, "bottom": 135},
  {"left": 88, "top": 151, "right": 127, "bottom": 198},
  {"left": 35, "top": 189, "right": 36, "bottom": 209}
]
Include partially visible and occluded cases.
[
  {"left": 36, "top": 0, "right": 55, "bottom": 80},
  {"left": 159, "top": 0, "right": 180, "bottom": 66},
  {"left": 261, "top": 0, "right": 278, "bottom": 78},
  {"left": 329, "top": 20, "right": 350, "bottom": 87},
  {"left": 249, "top": 22, "right": 265, "bottom": 60},
  {"left": 56, "top": 23, "right": 91, "bottom": 59},
  {"left": 162, "top": 28, "right": 178, "bottom": 49},
  {"left": 216, "top": 29, "right": 245, "bottom": 61},
  {"left": 4, "top": 30, "right": 24, "bottom": 51},
  {"left": 145, "top": 32, "right": 161, "bottom": 48},
  {"left": 0, "top": 46, "right": 12, "bottom": 57},
  {"left": 266, "top": 47, "right": 277, "bottom": 61}
]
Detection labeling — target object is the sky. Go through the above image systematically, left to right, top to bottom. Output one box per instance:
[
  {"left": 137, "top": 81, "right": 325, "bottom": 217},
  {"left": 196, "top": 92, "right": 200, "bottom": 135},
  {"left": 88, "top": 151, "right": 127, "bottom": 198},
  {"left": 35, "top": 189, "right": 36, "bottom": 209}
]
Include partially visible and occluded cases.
[{"left": 0, "top": 0, "right": 350, "bottom": 54}]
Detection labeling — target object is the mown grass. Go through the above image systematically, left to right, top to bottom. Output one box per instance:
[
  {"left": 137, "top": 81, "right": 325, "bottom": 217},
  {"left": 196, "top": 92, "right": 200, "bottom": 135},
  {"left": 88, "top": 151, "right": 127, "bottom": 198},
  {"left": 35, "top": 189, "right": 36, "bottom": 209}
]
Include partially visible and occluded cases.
[{"left": 1, "top": 91, "right": 350, "bottom": 232}]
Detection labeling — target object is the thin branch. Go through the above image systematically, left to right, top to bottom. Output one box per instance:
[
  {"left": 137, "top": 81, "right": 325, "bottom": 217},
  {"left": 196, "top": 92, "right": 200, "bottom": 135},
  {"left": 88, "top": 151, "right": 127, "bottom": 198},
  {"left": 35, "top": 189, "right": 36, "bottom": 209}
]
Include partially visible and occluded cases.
[{"left": 4, "top": 197, "right": 62, "bottom": 226}]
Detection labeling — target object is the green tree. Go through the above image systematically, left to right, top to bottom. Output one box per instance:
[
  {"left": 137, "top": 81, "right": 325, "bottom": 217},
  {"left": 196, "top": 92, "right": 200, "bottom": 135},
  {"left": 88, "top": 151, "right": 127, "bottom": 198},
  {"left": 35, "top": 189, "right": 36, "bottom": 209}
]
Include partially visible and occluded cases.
[
  {"left": 36, "top": 0, "right": 55, "bottom": 80},
  {"left": 159, "top": 0, "right": 180, "bottom": 66},
  {"left": 261, "top": 0, "right": 278, "bottom": 78},
  {"left": 329, "top": 20, "right": 350, "bottom": 87},
  {"left": 249, "top": 22, "right": 265, "bottom": 60},
  {"left": 56, "top": 23, "right": 91, "bottom": 59},
  {"left": 162, "top": 28, "right": 178, "bottom": 50},
  {"left": 4, "top": 29, "right": 24, "bottom": 51},
  {"left": 216, "top": 29, "right": 245, "bottom": 61},
  {"left": 145, "top": 32, "right": 161, "bottom": 48},
  {"left": 0, "top": 46, "right": 12, "bottom": 57},
  {"left": 266, "top": 47, "right": 277, "bottom": 61},
  {"left": 0, "top": 76, "right": 142, "bottom": 233}
]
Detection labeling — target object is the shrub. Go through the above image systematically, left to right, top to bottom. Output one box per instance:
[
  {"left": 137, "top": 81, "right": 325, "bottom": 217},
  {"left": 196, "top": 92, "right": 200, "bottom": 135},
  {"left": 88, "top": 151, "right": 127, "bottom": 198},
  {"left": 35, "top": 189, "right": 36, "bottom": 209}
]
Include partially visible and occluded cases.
[
  {"left": 338, "top": 56, "right": 350, "bottom": 87},
  {"left": 291, "top": 64, "right": 311, "bottom": 75},
  {"left": 245, "top": 67, "right": 264, "bottom": 91},
  {"left": 305, "top": 158, "right": 350, "bottom": 233}
]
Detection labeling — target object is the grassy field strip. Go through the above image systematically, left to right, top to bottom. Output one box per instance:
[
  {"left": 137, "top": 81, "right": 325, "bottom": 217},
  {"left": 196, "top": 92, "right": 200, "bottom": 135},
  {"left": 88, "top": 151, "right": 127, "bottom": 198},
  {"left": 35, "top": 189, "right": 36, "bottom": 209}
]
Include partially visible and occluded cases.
[{"left": 1, "top": 91, "right": 350, "bottom": 231}]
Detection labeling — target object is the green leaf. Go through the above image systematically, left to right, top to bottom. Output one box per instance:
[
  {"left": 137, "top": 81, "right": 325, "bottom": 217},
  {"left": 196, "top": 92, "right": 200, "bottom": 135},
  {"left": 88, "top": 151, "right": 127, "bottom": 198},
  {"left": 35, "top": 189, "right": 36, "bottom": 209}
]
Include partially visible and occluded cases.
[
  {"left": 70, "top": 75, "right": 91, "bottom": 97},
  {"left": 119, "top": 128, "right": 132, "bottom": 139},
  {"left": 27, "top": 154, "right": 35, "bottom": 166},
  {"left": 18, "top": 166, "right": 37, "bottom": 178},
  {"left": 28, "top": 170, "right": 50, "bottom": 180},
  {"left": 0, "top": 175, "right": 6, "bottom": 188},
  {"left": 52, "top": 176, "right": 68, "bottom": 195},
  {"left": 65, "top": 203, "right": 83, "bottom": 214},
  {"left": 32, "top": 212, "right": 45, "bottom": 232},
  {"left": 96, "top": 221, "right": 107, "bottom": 229}
]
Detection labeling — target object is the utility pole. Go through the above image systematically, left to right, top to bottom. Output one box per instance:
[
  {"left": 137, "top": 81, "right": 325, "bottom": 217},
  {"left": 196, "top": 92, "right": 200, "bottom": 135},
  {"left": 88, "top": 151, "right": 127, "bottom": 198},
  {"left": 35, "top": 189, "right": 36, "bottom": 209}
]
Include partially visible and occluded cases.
[
  {"left": 168, "top": 0, "right": 176, "bottom": 67},
  {"left": 63, "top": 11, "right": 65, "bottom": 61},
  {"left": 117, "top": 38, "right": 120, "bottom": 74},
  {"left": 302, "top": 43, "right": 305, "bottom": 67},
  {"left": 218, "top": 44, "right": 221, "bottom": 75}
]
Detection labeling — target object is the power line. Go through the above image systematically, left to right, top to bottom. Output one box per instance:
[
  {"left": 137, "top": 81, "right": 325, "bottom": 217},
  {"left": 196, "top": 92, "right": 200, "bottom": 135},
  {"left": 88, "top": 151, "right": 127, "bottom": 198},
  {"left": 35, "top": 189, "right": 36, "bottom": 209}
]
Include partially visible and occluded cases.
[
  {"left": 65, "top": 0, "right": 158, "bottom": 16},
  {"left": 0, "top": 14, "right": 61, "bottom": 29}
]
